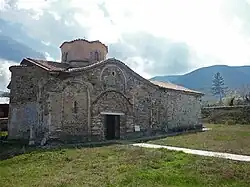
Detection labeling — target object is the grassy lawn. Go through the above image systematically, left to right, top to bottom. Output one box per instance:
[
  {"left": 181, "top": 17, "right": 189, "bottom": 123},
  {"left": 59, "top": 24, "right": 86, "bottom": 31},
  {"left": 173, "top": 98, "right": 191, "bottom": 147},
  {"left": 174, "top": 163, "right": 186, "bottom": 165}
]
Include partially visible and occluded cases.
[
  {"left": 149, "top": 124, "right": 250, "bottom": 155},
  {"left": 1, "top": 144, "right": 250, "bottom": 187}
]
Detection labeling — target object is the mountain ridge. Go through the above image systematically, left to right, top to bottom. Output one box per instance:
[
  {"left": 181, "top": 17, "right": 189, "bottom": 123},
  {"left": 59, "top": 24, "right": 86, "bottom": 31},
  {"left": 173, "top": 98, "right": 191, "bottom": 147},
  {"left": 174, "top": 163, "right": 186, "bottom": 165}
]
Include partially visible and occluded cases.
[{"left": 150, "top": 65, "right": 250, "bottom": 97}]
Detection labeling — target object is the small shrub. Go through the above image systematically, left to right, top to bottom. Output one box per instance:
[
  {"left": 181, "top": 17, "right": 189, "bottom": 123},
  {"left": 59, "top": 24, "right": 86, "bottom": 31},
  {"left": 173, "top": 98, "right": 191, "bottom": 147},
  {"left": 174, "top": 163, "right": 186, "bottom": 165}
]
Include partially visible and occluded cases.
[
  {"left": 225, "top": 119, "right": 236, "bottom": 125},
  {"left": 0, "top": 131, "right": 8, "bottom": 140}
]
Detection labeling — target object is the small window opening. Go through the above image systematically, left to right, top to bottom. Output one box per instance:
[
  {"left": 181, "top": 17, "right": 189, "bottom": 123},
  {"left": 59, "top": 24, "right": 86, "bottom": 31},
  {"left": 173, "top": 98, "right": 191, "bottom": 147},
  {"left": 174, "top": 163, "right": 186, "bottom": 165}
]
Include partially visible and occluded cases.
[
  {"left": 94, "top": 51, "right": 99, "bottom": 61},
  {"left": 65, "top": 52, "right": 68, "bottom": 61},
  {"left": 90, "top": 52, "right": 93, "bottom": 60},
  {"left": 112, "top": 71, "right": 115, "bottom": 76},
  {"left": 73, "top": 101, "right": 77, "bottom": 113}
]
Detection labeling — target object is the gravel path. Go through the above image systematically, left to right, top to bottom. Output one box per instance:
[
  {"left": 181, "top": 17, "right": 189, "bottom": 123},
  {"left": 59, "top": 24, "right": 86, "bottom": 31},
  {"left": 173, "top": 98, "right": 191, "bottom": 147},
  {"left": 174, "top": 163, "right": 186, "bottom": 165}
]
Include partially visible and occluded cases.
[{"left": 132, "top": 143, "right": 250, "bottom": 162}]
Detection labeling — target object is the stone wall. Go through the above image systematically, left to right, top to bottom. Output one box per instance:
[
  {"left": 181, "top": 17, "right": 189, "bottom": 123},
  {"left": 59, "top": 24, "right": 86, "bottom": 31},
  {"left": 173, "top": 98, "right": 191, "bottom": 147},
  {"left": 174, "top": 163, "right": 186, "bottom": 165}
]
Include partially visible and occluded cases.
[
  {"left": 8, "top": 59, "right": 203, "bottom": 144},
  {"left": 73, "top": 59, "right": 203, "bottom": 139},
  {"left": 8, "top": 66, "right": 50, "bottom": 141},
  {"left": 46, "top": 80, "right": 90, "bottom": 143},
  {"left": 202, "top": 105, "right": 250, "bottom": 124}
]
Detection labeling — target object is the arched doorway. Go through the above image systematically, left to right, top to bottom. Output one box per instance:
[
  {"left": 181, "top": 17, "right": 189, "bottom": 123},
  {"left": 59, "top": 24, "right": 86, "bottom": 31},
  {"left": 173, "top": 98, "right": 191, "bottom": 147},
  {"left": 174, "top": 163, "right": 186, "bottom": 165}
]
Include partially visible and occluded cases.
[{"left": 92, "top": 90, "right": 133, "bottom": 140}]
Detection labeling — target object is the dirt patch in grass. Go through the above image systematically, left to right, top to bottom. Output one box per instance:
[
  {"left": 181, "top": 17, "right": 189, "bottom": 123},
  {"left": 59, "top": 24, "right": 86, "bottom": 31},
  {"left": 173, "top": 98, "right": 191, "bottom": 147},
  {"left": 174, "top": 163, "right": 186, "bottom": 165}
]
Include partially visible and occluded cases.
[
  {"left": 149, "top": 124, "right": 250, "bottom": 155},
  {"left": 1, "top": 144, "right": 250, "bottom": 187}
]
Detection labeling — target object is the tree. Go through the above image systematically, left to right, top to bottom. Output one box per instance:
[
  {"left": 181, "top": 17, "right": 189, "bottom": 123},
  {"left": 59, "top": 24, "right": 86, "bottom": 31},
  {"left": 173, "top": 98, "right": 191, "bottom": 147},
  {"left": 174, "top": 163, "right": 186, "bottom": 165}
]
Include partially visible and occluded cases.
[
  {"left": 211, "top": 72, "right": 227, "bottom": 103},
  {"left": 238, "top": 84, "right": 250, "bottom": 105},
  {"left": 238, "top": 84, "right": 250, "bottom": 99}
]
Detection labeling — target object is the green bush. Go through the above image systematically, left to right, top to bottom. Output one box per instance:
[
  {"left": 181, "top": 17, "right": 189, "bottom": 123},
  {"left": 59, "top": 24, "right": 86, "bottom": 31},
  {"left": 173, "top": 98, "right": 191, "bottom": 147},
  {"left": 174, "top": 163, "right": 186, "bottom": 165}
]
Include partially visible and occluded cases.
[
  {"left": 202, "top": 106, "right": 250, "bottom": 125},
  {"left": 225, "top": 119, "right": 236, "bottom": 125}
]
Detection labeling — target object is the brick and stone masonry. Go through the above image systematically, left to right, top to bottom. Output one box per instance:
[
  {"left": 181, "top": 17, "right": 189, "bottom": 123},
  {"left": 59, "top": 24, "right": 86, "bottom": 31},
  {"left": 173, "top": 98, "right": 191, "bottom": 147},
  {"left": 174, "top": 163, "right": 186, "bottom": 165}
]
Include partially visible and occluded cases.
[{"left": 7, "top": 39, "right": 204, "bottom": 145}]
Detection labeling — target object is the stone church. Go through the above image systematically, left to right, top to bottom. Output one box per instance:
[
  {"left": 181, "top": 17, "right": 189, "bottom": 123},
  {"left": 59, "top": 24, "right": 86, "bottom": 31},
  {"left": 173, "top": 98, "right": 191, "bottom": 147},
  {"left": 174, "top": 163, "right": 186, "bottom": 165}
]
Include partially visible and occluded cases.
[{"left": 7, "top": 39, "right": 204, "bottom": 145}]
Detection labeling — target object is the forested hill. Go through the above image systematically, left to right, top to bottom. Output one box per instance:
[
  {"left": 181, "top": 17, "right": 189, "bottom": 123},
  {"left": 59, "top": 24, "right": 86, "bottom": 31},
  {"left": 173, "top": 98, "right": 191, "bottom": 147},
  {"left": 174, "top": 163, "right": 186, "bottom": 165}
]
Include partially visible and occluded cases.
[{"left": 150, "top": 65, "right": 250, "bottom": 96}]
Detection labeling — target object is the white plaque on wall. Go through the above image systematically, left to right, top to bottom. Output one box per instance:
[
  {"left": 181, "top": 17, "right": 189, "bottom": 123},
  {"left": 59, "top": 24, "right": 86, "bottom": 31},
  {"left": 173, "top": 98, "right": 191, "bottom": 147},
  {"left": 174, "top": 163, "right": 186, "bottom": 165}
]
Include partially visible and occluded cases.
[{"left": 134, "top": 125, "right": 140, "bottom": 132}]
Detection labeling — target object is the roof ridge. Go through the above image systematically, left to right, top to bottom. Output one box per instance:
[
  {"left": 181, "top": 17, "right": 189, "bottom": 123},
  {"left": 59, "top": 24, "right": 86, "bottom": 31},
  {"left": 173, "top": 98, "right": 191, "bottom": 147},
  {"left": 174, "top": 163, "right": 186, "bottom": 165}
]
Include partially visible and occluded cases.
[
  {"left": 14, "top": 58, "right": 203, "bottom": 95},
  {"left": 23, "top": 58, "right": 70, "bottom": 72},
  {"left": 25, "top": 58, "right": 50, "bottom": 71},
  {"left": 27, "top": 58, "right": 62, "bottom": 64},
  {"left": 67, "top": 58, "right": 203, "bottom": 95}
]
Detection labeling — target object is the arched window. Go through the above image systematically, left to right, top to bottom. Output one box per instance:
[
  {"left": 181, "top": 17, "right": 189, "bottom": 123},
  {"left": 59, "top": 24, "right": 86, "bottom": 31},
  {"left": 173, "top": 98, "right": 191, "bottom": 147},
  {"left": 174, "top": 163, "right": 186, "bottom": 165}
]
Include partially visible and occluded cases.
[
  {"left": 95, "top": 51, "right": 99, "bottom": 61},
  {"left": 63, "top": 52, "right": 68, "bottom": 62},
  {"left": 65, "top": 52, "right": 68, "bottom": 61},
  {"left": 90, "top": 52, "right": 93, "bottom": 60}
]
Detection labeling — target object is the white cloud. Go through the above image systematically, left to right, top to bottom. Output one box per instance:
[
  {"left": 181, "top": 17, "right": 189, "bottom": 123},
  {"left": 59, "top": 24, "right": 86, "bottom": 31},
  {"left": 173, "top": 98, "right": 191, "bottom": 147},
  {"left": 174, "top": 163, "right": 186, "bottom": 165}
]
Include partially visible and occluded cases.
[
  {"left": 0, "top": 0, "right": 5, "bottom": 10},
  {"left": 2, "top": 0, "right": 250, "bottom": 78},
  {"left": 16, "top": 0, "right": 50, "bottom": 10},
  {"left": 63, "top": 0, "right": 250, "bottom": 71},
  {"left": 105, "top": 0, "right": 250, "bottom": 67},
  {"left": 41, "top": 41, "right": 51, "bottom": 46},
  {"left": 44, "top": 52, "right": 55, "bottom": 61},
  {"left": 124, "top": 56, "right": 152, "bottom": 79},
  {"left": 0, "top": 59, "right": 16, "bottom": 91},
  {"left": 0, "top": 61, "right": 12, "bottom": 102}
]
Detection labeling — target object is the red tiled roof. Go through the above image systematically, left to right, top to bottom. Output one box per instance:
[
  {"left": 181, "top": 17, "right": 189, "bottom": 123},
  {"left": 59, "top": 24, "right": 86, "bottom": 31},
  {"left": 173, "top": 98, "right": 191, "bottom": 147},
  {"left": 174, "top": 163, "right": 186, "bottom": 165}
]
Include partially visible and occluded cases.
[
  {"left": 9, "top": 58, "right": 203, "bottom": 95},
  {"left": 24, "top": 58, "right": 70, "bottom": 71},
  {"left": 150, "top": 80, "right": 203, "bottom": 95}
]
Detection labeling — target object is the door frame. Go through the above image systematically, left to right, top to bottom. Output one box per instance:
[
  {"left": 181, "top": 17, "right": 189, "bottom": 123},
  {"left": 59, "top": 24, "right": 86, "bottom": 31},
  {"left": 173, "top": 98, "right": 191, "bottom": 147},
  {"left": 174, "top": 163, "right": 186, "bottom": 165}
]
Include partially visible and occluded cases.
[
  {"left": 101, "top": 112, "right": 124, "bottom": 140},
  {"left": 101, "top": 112, "right": 124, "bottom": 116}
]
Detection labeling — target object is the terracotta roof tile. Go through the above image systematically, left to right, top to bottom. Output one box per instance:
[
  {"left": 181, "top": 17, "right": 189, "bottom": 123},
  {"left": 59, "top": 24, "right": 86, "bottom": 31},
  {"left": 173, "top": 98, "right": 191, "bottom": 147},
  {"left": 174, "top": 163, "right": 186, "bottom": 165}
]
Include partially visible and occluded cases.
[
  {"left": 11, "top": 58, "right": 203, "bottom": 95},
  {"left": 25, "top": 58, "right": 70, "bottom": 71},
  {"left": 150, "top": 80, "right": 203, "bottom": 95}
]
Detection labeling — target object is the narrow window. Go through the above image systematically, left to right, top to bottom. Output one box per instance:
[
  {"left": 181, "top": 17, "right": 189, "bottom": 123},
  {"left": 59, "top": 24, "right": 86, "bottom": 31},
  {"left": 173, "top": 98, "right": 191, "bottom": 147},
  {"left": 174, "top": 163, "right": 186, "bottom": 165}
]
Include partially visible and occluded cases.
[
  {"left": 95, "top": 51, "right": 99, "bottom": 61},
  {"left": 99, "top": 51, "right": 102, "bottom": 60},
  {"left": 65, "top": 52, "right": 68, "bottom": 61},
  {"left": 90, "top": 52, "right": 93, "bottom": 60},
  {"left": 73, "top": 101, "right": 77, "bottom": 113}
]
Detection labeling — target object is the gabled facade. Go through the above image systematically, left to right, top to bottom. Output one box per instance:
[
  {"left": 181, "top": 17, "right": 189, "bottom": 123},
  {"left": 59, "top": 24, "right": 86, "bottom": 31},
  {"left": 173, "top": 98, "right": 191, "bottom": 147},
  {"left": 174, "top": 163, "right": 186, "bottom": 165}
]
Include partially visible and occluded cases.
[{"left": 7, "top": 39, "right": 204, "bottom": 145}]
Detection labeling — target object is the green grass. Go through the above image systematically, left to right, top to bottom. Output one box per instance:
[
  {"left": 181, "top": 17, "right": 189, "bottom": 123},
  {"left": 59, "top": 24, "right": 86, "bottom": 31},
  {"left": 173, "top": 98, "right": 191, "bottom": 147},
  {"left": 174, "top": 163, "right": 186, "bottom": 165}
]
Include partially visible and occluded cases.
[
  {"left": 149, "top": 124, "right": 250, "bottom": 155},
  {"left": 1, "top": 144, "right": 250, "bottom": 187}
]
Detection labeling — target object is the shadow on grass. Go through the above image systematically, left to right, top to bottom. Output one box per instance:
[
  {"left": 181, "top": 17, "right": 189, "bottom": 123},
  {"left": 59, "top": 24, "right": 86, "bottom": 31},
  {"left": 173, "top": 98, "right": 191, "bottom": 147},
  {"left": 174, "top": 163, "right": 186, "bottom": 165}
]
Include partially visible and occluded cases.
[
  {"left": 0, "top": 128, "right": 204, "bottom": 161},
  {"left": 0, "top": 140, "right": 123, "bottom": 161}
]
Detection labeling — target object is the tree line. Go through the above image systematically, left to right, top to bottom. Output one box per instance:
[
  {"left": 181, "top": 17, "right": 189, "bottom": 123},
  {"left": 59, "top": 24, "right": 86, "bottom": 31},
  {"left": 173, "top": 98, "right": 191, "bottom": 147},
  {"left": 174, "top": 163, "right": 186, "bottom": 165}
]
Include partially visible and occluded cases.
[{"left": 211, "top": 72, "right": 250, "bottom": 106}]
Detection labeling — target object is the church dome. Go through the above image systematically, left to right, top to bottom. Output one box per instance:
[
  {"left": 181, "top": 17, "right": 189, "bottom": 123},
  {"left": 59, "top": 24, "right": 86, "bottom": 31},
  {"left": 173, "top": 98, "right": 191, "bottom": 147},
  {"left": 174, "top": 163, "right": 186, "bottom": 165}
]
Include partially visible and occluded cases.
[{"left": 60, "top": 39, "right": 108, "bottom": 67}]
